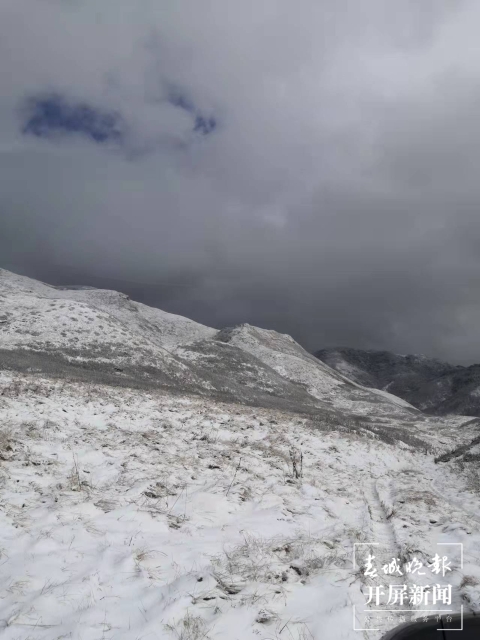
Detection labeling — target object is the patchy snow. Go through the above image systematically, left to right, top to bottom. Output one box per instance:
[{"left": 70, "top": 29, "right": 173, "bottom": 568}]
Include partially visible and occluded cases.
[
  {"left": 0, "top": 269, "right": 215, "bottom": 354},
  {"left": 0, "top": 270, "right": 422, "bottom": 423},
  {"left": 1, "top": 270, "right": 480, "bottom": 639},
  {"left": 215, "top": 325, "right": 418, "bottom": 418},
  {"left": 215, "top": 325, "right": 340, "bottom": 396},
  {"left": 329, "top": 358, "right": 365, "bottom": 382},
  {"left": 1, "top": 372, "right": 479, "bottom": 640},
  {"left": 368, "top": 388, "right": 417, "bottom": 411}
]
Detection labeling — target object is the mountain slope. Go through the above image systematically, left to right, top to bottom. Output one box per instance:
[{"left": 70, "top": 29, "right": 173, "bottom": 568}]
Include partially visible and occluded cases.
[
  {"left": 0, "top": 269, "right": 416, "bottom": 419},
  {"left": 1, "top": 269, "right": 480, "bottom": 639},
  {"left": 214, "top": 325, "right": 417, "bottom": 414},
  {"left": 315, "top": 346, "right": 480, "bottom": 416},
  {"left": 315, "top": 347, "right": 456, "bottom": 389},
  {"left": 416, "top": 364, "right": 480, "bottom": 415},
  {"left": 0, "top": 370, "right": 479, "bottom": 640}
]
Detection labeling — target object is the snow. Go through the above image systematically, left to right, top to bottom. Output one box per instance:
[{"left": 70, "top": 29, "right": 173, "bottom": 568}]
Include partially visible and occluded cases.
[
  {"left": 0, "top": 269, "right": 216, "bottom": 355},
  {"left": 2, "top": 269, "right": 480, "bottom": 639},
  {"left": 0, "top": 270, "right": 419, "bottom": 420},
  {"left": 218, "top": 324, "right": 345, "bottom": 397},
  {"left": 215, "top": 325, "right": 418, "bottom": 418},
  {"left": 330, "top": 358, "right": 365, "bottom": 381},
  {"left": 1, "top": 372, "right": 480, "bottom": 640},
  {"left": 368, "top": 388, "right": 417, "bottom": 411}
]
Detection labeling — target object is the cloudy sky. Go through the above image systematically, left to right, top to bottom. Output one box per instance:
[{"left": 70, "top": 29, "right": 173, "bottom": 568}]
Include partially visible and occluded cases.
[{"left": 2, "top": 0, "right": 480, "bottom": 363}]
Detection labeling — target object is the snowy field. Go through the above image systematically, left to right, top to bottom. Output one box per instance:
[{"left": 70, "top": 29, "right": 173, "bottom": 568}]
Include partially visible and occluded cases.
[{"left": 1, "top": 371, "right": 480, "bottom": 640}]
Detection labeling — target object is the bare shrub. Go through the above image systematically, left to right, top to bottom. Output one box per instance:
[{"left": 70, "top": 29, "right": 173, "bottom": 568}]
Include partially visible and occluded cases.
[{"left": 289, "top": 447, "right": 303, "bottom": 479}]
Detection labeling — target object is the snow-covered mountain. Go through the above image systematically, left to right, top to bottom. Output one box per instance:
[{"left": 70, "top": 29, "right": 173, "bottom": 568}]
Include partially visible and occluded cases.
[
  {"left": 0, "top": 269, "right": 417, "bottom": 417},
  {"left": 1, "top": 269, "right": 480, "bottom": 640},
  {"left": 316, "top": 346, "right": 480, "bottom": 417}
]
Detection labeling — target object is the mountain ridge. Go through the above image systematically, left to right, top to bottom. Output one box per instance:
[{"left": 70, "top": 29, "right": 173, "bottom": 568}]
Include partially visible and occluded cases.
[{"left": 0, "top": 268, "right": 417, "bottom": 420}]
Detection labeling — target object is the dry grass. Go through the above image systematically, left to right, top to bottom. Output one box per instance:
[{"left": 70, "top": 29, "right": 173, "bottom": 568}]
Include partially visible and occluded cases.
[
  {"left": 0, "top": 425, "right": 14, "bottom": 460},
  {"left": 67, "top": 451, "right": 82, "bottom": 492},
  {"left": 211, "top": 532, "right": 347, "bottom": 590},
  {"left": 134, "top": 547, "right": 157, "bottom": 564},
  {"left": 460, "top": 575, "right": 480, "bottom": 589},
  {"left": 165, "top": 611, "right": 210, "bottom": 640}
]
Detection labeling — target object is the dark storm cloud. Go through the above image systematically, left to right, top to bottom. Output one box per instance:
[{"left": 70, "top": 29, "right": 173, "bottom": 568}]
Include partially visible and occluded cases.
[{"left": 1, "top": 0, "right": 480, "bottom": 364}]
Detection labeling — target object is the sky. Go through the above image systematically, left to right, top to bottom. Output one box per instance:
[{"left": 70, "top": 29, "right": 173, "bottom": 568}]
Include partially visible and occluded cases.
[{"left": 2, "top": 0, "right": 480, "bottom": 364}]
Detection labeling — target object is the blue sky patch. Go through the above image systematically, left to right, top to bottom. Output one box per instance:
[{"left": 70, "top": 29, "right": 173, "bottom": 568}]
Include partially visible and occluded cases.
[
  {"left": 20, "top": 88, "right": 217, "bottom": 151},
  {"left": 167, "top": 88, "right": 217, "bottom": 136},
  {"left": 21, "top": 94, "right": 124, "bottom": 143}
]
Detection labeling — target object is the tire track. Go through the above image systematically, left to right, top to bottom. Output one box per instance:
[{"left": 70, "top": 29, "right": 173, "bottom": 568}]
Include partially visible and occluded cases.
[{"left": 360, "top": 478, "right": 411, "bottom": 639}]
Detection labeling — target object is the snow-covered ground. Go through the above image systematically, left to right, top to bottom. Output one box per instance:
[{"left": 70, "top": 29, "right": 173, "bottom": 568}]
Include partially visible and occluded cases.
[
  {"left": 1, "top": 268, "right": 480, "bottom": 639},
  {"left": 1, "top": 371, "right": 480, "bottom": 640}
]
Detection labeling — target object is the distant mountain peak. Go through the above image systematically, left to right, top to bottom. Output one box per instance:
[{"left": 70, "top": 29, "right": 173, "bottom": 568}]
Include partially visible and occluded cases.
[{"left": 315, "top": 346, "right": 480, "bottom": 416}]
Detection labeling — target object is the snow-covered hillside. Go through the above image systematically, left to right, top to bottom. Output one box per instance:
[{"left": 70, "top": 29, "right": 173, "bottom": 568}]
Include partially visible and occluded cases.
[
  {"left": 0, "top": 269, "right": 417, "bottom": 418},
  {"left": 1, "top": 269, "right": 480, "bottom": 639},
  {"left": 0, "top": 270, "right": 216, "bottom": 350},
  {"left": 215, "top": 325, "right": 418, "bottom": 414},
  {"left": 1, "top": 372, "right": 480, "bottom": 639}
]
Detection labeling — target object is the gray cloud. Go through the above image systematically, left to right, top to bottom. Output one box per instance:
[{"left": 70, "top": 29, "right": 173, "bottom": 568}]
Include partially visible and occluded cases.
[{"left": 2, "top": 0, "right": 480, "bottom": 364}]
